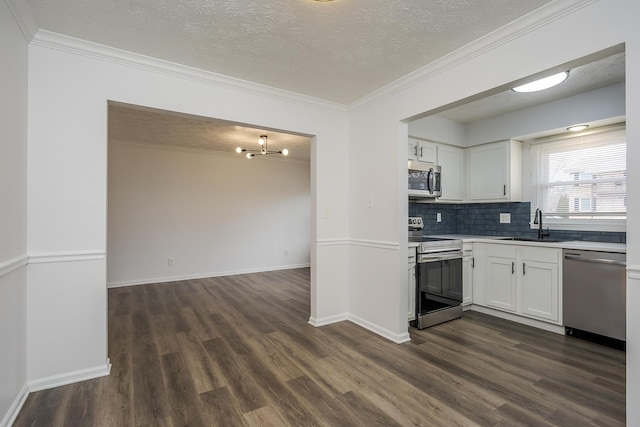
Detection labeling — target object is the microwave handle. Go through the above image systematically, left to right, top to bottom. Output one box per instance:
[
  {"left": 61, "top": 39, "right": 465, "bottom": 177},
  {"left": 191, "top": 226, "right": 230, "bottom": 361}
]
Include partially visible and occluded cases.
[{"left": 427, "top": 168, "right": 433, "bottom": 193}]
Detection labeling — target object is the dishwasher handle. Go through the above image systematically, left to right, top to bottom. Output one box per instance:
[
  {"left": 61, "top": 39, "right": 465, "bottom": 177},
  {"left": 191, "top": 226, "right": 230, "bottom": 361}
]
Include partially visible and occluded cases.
[{"left": 564, "top": 254, "right": 626, "bottom": 267}]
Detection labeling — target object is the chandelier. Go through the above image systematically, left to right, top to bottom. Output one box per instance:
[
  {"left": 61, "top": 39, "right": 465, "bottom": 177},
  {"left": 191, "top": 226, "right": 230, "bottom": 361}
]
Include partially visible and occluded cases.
[{"left": 235, "top": 135, "right": 288, "bottom": 159}]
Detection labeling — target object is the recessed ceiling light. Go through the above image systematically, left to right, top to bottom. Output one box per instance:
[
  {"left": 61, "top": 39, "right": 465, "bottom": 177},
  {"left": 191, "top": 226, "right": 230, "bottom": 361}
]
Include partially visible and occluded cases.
[
  {"left": 512, "top": 71, "right": 569, "bottom": 93},
  {"left": 567, "top": 124, "right": 589, "bottom": 132}
]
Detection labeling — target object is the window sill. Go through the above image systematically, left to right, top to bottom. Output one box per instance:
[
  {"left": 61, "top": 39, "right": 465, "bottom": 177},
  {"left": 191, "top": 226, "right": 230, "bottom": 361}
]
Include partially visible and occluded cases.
[{"left": 529, "top": 220, "right": 625, "bottom": 233}]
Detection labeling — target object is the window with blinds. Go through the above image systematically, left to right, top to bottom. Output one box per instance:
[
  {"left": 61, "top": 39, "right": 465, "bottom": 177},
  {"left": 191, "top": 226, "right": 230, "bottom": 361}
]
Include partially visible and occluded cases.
[{"left": 530, "top": 125, "right": 626, "bottom": 231}]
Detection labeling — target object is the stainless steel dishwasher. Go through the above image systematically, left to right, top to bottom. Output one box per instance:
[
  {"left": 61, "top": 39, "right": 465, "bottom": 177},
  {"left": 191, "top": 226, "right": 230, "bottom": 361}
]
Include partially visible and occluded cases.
[{"left": 563, "top": 249, "right": 626, "bottom": 350}]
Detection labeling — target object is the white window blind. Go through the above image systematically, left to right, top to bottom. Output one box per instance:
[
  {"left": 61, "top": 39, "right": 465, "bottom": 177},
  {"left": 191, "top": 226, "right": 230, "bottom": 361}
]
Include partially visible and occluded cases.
[{"left": 530, "top": 125, "right": 626, "bottom": 231}]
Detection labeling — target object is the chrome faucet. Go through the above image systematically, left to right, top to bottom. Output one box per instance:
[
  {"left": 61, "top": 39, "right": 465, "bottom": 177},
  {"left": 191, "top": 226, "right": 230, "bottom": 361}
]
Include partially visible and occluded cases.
[{"left": 533, "top": 208, "right": 550, "bottom": 240}]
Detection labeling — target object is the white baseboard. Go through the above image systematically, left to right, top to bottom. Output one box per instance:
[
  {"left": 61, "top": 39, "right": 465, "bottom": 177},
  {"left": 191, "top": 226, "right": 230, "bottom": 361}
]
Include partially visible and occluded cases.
[
  {"left": 107, "top": 263, "right": 311, "bottom": 288},
  {"left": 469, "top": 305, "right": 565, "bottom": 335},
  {"left": 309, "top": 312, "right": 411, "bottom": 344},
  {"left": 308, "top": 313, "right": 349, "bottom": 327},
  {"left": 347, "top": 314, "right": 412, "bottom": 344},
  {"left": 28, "top": 359, "right": 111, "bottom": 392},
  {"left": 0, "top": 383, "right": 29, "bottom": 427}
]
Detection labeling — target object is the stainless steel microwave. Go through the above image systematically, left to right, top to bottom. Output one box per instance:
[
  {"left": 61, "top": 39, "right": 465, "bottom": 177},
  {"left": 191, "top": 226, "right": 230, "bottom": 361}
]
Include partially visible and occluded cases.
[{"left": 408, "top": 161, "right": 442, "bottom": 198}]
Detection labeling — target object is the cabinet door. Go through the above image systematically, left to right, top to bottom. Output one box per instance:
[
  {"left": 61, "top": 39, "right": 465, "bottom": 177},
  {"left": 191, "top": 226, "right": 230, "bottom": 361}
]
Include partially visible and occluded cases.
[
  {"left": 408, "top": 139, "right": 418, "bottom": 161},
  {"left": 417, "top": 141, "right": 437, "bottom": 163},
  {"left": 468, "top": 143, "right": 508, "bottom": 200},
  {"left": 437, "top": 145, "right": 464, "bottom": 201},
  {"left": 471, "top": 244, "right": 487, "bottom": 306},
  {"left": 462, "top": 255, "right": 473, "bottom": 306},
  {"left": 486, "top": 256, "right": 517, "bottom": 312},
  {"left": 520, "top": 260, "right": 559, "bottom": 322},
  {"left": 408, "top": 264, "right": 416, "bottom": 321}
]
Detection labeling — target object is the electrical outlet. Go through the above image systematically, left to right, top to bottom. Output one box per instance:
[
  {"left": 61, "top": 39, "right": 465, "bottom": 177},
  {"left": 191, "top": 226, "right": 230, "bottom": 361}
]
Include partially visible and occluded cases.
[
  {"left": 368, "top": 196, "right": 374, "bottom": 208},
  {"left": 436, "top": 213, "right": 442, "bottom": 223},
  {"left": 500, "top": 213, "right": 511, "bottom": 224},
  {"left": 284, "top": 249, "right": 289, "bottom": 256},
  {"left": 168, "top": 257, "right": 174, "bottom": 267}
]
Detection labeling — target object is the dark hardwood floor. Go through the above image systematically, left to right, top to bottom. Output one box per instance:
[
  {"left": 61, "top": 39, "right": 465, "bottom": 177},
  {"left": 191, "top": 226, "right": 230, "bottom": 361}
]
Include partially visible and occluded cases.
[{"left": 14, "top": 268, "right": 625, "bottom": 426}]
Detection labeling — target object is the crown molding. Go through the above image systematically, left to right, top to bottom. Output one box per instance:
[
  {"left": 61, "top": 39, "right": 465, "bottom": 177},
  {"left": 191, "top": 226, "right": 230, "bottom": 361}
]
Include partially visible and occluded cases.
[
  {"left": 4, "top": 0, "right": 38, "bottom": 42},
  {"left": 349, "top": 0, "right": 598, "bottom": 110},
  {"left": 29, "top": 30, "right": 348, "bottom": 113}
]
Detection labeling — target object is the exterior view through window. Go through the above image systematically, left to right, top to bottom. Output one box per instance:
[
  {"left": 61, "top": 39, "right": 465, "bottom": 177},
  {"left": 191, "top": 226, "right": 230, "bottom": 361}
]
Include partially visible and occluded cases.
[{"left": 531, "top": 125, "right": 626, "bottom": 230}]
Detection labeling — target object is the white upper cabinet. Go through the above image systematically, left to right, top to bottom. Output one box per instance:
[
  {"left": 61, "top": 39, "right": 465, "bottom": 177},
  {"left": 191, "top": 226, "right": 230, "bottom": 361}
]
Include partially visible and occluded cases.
[
  {"left": 408, "top": 138, "right": 437, "bottom": 163},
  {"left": 468, "top": 140, "right": 522, "bottom": 202},
  {"left": 437, "top": 144, "right": 464, "bottom": 201}
]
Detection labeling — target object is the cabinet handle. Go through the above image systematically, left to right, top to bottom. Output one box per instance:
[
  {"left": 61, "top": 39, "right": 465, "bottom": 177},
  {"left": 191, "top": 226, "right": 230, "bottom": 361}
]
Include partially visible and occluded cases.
[
  {"left": 414, "top": 145, "right": 418, "bottom": 157},
  {"left": 420, "top": 146, "right": 423, "bottom": 157},
  {"left": 503, "top": 184, "right": 507, "bottom": 196},
  {"left": 471, "top": 257, "right": 475, "bottom": 268},
  {"left": 511, "top": 261, "right": 515, "bottom": 274},
  {"left": 522, "top": 262, "right": 526, "bottom": 275}
]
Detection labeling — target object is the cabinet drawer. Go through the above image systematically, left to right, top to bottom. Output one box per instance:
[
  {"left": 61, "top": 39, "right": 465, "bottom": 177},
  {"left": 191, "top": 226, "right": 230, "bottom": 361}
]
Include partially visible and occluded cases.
[
  {"left": 486, "top": 244, "right": 517, "bottom": 259},
  {"left": 521, "top": 246, "right": 560, "bottom": 264}
]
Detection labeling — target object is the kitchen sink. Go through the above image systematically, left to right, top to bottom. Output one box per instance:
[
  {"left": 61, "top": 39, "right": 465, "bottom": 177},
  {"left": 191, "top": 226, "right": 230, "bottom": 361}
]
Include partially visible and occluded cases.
[{"left": 502, "top": 237, "right": 565, "bottom": 243}]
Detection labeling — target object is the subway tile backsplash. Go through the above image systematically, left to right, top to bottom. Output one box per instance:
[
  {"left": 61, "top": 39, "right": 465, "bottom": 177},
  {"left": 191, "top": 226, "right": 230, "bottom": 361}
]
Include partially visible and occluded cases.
[{"left": 409, "top": 201, "right": 626, "bottom": 243}]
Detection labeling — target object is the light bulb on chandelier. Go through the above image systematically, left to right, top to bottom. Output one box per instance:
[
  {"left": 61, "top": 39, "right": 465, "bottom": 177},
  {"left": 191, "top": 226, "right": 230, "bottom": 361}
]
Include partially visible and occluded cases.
[{"left": 235, "top": 135, "right": 289, "bottom": 158}]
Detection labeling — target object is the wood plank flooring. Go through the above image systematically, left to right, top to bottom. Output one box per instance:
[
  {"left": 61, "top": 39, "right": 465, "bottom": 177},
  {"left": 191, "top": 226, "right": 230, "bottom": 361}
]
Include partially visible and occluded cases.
[{"left": 14, "top": 268, "right": 626, "bottom": 426}]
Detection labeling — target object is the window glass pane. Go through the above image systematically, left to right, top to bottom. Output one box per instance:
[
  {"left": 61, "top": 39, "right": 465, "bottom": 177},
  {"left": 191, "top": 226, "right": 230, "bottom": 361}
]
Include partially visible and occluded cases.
[{"left": 530, "top": 125, "right": 626, "bottom": 229}]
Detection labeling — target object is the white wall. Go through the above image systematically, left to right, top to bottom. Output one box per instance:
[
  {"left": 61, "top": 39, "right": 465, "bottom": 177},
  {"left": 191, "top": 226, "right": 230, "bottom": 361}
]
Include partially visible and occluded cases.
[
  {"left": 0, "top": 1, "right": 28, "bottom": 425},
  {"left": 348, "top": 1, "right": 639, "bottom": 423},
  {"left": 26, "top": 31, "right": 349, "bottom": 386},
  {"left": 408, "top": 115, "right": 466, "bottom": 146},
  {"left": 107, "top": 142, "right": 311, "bottom": 286}
]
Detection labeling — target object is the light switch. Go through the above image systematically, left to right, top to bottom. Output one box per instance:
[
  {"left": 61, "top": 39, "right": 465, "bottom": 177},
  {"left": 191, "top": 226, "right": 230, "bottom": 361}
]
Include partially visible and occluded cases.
[{"left": 500, "top": 213, "right": 511, "bottom": 224}]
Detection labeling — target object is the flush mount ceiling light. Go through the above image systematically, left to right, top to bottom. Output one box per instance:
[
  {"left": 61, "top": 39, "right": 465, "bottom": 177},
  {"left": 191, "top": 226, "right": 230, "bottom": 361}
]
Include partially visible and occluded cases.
[
  {"left": 512, "top": 71, "right": 570, "bottom": 93},
  {"left": 567, "top": 124, "right": 589, "bottom": 132},
  {"left": 235, "top": 135, "right": 289, "bottom": 159}
]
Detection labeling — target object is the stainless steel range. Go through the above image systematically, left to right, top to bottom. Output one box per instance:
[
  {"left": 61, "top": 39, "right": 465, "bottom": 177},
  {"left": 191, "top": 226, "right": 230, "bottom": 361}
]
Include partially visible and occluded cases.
[{"left": 409, "top": 217, "right": 463, "bottom": 329}]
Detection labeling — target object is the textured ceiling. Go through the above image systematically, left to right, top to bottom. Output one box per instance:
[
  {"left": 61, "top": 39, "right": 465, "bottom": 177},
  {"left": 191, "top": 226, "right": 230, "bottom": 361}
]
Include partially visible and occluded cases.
[
  {"left": 25, "top": 0, "right": 553, "bottom": 105},
  {"left": 108, "top": 104, "right": 312, "bottom": 161}
]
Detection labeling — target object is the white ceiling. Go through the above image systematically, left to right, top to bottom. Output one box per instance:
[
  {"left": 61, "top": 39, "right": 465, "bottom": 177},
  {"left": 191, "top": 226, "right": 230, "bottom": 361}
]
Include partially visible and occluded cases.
[{"left": 25, "top": 0, "right": 553, "bottom": 105}]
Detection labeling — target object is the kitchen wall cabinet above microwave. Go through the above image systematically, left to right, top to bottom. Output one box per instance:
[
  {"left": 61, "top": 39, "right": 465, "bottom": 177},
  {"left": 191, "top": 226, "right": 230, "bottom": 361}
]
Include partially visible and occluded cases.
[
  {"left": 408, "top": 138, "right": 464, "bottom": 202},
  {"left": 408, "top": 138, "right": 437, "bottom": 163},
  {"left": 467, "top": 140, "right": 522, "bottom": 202}
]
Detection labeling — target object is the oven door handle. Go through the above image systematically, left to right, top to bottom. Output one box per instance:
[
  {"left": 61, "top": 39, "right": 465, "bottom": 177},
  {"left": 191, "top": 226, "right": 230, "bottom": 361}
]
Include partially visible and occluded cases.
[{"left": 418, "top": 251, "right": 463, "bottom": 263}]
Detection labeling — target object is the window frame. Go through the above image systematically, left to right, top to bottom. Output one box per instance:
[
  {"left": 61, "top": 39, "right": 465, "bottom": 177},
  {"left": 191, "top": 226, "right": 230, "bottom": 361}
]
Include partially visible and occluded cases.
[{"left": 528, "top": 124, "right": 626, "bottom": 233}]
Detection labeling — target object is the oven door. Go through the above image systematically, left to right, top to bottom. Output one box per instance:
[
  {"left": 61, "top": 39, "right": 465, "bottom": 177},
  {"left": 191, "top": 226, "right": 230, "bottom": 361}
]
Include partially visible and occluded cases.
[{"left": 414, "top": 251, "right": 463, "bottom": 329}]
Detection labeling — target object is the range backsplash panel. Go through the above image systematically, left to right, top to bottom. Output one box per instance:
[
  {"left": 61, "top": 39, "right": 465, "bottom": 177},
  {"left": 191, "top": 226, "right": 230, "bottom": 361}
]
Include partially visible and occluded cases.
[{"left": 409, "top": 201, "right": 626, "bottom": 243}]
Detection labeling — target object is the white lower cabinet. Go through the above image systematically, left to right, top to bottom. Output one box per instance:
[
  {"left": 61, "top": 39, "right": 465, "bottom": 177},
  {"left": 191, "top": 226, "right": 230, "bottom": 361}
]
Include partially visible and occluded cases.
[
  {"left": 462, "top": 243, "right": 473, "bottom": 306},
  {"left": 473, "top": 243, "right": 561, "bottom": 325},
  {"left": 408, "top": 246, "right": 417, "bottom": 321},
  {"left": 519, "top": 248, "right": 560, "bottom": 322},
  {"left": 486, "top": 253, "right": 518, "bottom": 312}
]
